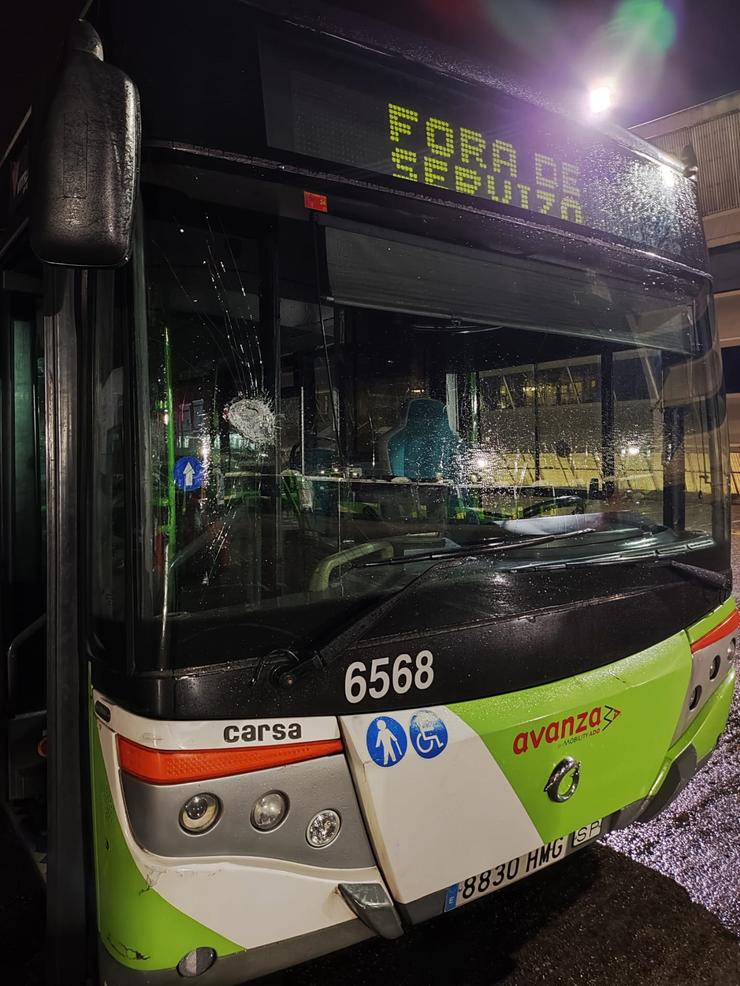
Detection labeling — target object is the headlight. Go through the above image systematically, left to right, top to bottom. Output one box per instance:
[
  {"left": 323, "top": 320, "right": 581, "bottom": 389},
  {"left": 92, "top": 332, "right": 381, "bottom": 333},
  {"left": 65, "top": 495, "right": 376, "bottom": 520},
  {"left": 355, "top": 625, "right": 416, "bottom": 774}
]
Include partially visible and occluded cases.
[
  {"left": 251, "top": 792, "right": 288, "bottom": 832},
  {"left": 179, "top": 793, "right": 221, "bottom": 834}
]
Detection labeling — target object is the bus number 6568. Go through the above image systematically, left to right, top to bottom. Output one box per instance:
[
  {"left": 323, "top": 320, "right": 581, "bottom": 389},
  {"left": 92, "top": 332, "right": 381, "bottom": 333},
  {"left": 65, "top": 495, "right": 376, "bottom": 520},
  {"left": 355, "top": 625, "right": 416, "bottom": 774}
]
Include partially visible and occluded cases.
[{"left": 344, "top": 651, "right": 434, "bottom": 703}]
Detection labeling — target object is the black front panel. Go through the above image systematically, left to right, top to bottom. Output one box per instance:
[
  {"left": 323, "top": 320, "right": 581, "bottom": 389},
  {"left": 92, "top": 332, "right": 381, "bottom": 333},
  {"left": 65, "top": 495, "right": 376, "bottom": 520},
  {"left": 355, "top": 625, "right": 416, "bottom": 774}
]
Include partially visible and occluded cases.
[{"left": 91, "top": 565, "right": 728, "bottom": 719}]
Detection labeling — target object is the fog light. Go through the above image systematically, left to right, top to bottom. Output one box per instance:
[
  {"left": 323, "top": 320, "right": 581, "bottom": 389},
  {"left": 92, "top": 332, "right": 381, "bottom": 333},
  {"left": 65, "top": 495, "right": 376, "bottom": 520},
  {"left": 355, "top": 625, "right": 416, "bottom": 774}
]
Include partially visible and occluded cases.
[
  {"left": 728, "top": 638, "right": 737, "bottom": 661},
  {"left": 709, "top": 655, "right": 721, "bottom": 680},
  {"left": 688, "top": 685, "right": 702, "bottom": 711},
  {"left": 251, "top": 792, "right": 288, "bottom": 832},
  {"left": 179, "top": 794, "right": 220, "bottom": 834},
  {"left": 306, "top": 809, "right": 341, "bottom": 848},
  {"left": 177, "top": 947, "right": 216, "bottom": 977}
]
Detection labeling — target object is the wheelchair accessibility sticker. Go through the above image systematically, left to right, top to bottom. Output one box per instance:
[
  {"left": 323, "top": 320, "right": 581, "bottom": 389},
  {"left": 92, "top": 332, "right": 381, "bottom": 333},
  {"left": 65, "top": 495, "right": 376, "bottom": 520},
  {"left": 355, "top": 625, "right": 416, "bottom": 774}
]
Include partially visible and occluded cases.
[
  {"left": 409, "top": 710, "right": 448, "bottom": 759},
  {"left": 367, "top": 717, "right": 407, "bottom": 767}
]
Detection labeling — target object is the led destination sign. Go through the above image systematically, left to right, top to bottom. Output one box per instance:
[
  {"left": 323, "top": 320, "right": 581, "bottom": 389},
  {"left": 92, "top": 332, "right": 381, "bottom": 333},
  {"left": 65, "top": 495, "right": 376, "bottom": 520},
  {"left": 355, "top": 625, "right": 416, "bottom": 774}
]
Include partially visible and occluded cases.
[
  {"left": 259, "top": 32, "right": 703, "bottom": 263},
  {"left": 386, "top": 101, "right": 584, "bottom": 224}
]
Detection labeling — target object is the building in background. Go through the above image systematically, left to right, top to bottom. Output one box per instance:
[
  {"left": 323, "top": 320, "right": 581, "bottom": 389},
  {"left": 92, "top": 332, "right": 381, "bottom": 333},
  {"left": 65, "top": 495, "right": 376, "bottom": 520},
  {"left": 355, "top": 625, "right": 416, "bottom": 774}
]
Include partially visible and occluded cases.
[{"left": 633, "top": 93, "right": 740, "bottom": 492}]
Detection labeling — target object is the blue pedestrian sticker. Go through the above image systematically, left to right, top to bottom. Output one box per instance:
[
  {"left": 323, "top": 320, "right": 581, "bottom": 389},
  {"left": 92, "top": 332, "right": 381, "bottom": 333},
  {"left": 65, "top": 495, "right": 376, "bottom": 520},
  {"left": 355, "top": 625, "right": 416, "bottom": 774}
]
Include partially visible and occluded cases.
[
  {"left": 174, "top": 456, "right": 205, "bottom": 492},
  {"left": 409, "top": 710, "right": 448, "bottom": 760},
  {"left": 366, "top": 716, "right": 407, "bottom": 767},
  {"left": 444, "top": 884, "right": 459, "bottom": 912}
]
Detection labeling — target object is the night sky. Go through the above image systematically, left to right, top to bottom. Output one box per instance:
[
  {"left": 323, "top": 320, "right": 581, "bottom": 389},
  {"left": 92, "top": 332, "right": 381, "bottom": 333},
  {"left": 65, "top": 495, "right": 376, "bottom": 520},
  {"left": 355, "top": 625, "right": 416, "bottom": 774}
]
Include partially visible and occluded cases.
[{"left": 2, "top": 0, "right": 740, "bottom": 155}]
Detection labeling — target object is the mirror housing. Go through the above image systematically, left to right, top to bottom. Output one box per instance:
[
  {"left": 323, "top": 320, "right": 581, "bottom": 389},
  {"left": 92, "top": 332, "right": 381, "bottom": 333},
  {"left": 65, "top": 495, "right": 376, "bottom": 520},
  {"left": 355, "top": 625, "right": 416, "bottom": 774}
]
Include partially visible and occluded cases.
[{"left": 31, "top": 21, "right": 140, "bottom": 267}]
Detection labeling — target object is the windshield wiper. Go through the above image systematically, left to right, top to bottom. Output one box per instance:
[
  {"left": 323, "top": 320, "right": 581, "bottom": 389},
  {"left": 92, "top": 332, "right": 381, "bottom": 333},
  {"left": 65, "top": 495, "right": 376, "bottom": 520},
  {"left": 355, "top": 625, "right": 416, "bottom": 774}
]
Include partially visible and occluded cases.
[
  {"left": 270, "top": 528, "right": 595, "bottom": 689},
  {"left": 361, "top": 528, "right": 598, "bottom": 568},
  {"left": 510, "top": 553, "right": 731, "bottom": 590}
]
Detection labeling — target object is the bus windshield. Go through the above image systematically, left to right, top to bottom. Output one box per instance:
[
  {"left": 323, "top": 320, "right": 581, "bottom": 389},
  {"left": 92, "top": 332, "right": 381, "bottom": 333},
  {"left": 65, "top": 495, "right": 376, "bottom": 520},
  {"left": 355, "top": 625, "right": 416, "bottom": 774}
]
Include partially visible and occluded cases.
[{"left": 100, "top": 179, "right": 728, "bottom": 667}]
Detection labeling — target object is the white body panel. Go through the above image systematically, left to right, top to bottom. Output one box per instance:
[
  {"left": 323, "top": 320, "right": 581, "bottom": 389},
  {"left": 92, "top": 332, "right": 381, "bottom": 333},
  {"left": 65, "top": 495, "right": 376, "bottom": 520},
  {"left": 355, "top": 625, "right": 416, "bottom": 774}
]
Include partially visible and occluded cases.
[
  {"left": 97, "top": 690, "right": 339, "bottom": 749},
  {"left": 341, "top": 705, "right": 541, "bottom": 903}
]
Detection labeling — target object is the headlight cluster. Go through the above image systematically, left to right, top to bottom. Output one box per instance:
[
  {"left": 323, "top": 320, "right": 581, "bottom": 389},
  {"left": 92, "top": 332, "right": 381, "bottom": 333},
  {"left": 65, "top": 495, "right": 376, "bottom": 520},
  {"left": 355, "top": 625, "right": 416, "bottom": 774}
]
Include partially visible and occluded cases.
[{"left": 178, "top": 790, "right": 342, "bottom": 846}]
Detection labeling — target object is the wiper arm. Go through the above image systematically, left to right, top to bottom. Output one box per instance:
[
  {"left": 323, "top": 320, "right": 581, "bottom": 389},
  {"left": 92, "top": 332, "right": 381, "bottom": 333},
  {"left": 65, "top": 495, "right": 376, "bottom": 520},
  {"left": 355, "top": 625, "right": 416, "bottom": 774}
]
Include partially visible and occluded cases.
[
  {"left": 270, "top": 528, "right": 595, "bottom": 689},
  {"left": 362, "top": 528, "right": 597, "bottom": 568},
  {"left": 667, "top": 559, "right": 731, "bottom": 590}
]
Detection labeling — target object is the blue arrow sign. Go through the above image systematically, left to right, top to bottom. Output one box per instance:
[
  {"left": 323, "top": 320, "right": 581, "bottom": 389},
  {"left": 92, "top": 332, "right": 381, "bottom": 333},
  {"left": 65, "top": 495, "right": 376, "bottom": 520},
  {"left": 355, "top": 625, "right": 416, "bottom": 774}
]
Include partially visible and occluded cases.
[{"left": 174, "top": 456, "right": 205, "bottom": 492}]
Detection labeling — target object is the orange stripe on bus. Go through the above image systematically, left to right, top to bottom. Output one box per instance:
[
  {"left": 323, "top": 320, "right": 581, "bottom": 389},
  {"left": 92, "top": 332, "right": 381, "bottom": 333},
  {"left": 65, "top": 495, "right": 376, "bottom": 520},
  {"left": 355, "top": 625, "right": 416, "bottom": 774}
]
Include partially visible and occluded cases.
[
  {"left": 691, "top": 608, "right": 740, "bottom": 653},
  {"left": 117, "top": 736, "right": 343, "bottom": 784}
]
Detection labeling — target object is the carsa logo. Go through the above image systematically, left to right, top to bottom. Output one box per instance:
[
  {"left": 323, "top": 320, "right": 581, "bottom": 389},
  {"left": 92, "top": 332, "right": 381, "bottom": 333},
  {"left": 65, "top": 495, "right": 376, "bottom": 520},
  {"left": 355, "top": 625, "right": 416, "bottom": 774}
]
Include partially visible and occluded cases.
[
  {"left": 512, "top": 705, "right": 621, "bottom": 755},
  {"left": 223, "top": 722, "right": 302, "bottom": 743}
]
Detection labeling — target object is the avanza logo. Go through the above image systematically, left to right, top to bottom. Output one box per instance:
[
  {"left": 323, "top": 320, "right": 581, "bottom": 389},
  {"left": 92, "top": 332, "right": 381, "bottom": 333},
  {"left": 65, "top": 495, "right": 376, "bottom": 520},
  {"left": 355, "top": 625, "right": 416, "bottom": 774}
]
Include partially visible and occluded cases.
[{"left": 512, "top": 705, "right": 621, "bottom": 755}]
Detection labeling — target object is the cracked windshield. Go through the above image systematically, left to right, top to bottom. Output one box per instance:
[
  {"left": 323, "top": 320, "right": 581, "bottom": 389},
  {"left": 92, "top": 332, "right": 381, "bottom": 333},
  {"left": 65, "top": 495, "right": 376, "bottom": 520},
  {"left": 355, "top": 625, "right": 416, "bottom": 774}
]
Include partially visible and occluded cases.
[{"left": 136, "top": 187, "right": 727, "bottom": 658}]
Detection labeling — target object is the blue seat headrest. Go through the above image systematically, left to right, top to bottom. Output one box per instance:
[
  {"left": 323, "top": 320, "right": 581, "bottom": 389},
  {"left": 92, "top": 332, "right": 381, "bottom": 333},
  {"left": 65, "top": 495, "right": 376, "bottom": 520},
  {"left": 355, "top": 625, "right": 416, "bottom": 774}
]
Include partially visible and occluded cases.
[{"left": 405, "top": 398, "right": 447, "bottom": 424}]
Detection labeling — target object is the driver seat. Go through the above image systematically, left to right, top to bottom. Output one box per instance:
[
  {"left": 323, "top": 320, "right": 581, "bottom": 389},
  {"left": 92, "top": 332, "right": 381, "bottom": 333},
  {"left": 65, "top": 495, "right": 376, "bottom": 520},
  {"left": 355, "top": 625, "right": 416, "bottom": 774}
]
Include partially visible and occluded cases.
[{"left": 379, "top": 398, "right": 462, "bottom": 480}]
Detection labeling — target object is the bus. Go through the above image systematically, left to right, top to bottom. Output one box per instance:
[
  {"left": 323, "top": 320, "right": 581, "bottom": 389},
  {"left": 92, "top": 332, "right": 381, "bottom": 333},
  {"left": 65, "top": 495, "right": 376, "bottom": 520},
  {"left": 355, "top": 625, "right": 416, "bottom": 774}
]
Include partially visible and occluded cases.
[{"left": 0, "top": 1, "right": 736, "bottom": 983}]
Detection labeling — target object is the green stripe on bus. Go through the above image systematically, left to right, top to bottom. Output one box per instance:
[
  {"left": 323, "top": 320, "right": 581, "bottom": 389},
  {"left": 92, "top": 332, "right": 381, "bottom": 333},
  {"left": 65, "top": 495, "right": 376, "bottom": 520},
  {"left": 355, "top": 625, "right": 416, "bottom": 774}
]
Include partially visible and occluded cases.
[
  {"left": 450, "top": 628, "right": 690, "bottom": 842},
  {"left": 90, "top": 714, "right": 244, "bottom": 971}
]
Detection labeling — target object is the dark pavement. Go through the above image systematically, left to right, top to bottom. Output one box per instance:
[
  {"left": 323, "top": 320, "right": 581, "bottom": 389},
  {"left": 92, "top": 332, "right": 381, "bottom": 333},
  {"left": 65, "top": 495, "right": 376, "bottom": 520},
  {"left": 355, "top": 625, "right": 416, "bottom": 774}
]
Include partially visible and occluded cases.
[{"left": 265, "top": 844, "right": 740, "bottom": 986}]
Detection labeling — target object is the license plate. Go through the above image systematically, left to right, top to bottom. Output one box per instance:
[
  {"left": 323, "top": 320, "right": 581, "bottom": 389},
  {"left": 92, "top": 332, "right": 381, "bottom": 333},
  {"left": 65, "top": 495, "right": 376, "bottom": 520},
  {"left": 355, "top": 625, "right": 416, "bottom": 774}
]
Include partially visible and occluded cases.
[{"left": 444, "top": 820, "right": 602, "bottom": 911}]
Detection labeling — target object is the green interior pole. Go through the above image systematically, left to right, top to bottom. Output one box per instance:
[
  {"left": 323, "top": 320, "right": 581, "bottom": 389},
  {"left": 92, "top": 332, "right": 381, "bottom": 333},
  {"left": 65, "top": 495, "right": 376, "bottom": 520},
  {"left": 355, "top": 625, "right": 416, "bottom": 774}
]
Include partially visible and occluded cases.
[{"left": 164, "top": 324, "right": 177, "bottom": 556}]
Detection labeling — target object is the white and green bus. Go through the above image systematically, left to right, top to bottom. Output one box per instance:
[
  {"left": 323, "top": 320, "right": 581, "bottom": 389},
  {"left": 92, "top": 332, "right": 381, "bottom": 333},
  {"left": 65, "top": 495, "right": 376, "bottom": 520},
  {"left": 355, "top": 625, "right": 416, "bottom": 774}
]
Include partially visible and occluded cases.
[{"left": 0, "top": 1, "right": 736, "bottom": 983}]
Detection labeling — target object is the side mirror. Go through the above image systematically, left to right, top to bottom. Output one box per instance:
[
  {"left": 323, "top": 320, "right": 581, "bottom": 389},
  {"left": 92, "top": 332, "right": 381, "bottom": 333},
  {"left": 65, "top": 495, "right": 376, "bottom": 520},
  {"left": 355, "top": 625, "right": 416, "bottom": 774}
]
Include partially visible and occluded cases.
[{"left": 31, "top": 21, "right": 140, "bottom": 267}]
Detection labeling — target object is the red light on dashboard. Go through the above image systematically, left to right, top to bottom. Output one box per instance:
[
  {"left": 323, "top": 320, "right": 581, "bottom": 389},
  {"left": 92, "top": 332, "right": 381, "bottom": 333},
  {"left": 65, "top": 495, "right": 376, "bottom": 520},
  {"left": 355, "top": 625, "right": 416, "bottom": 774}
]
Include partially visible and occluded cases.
[{"left": 304, "top": 191, "right": 328, "bottom": 212}]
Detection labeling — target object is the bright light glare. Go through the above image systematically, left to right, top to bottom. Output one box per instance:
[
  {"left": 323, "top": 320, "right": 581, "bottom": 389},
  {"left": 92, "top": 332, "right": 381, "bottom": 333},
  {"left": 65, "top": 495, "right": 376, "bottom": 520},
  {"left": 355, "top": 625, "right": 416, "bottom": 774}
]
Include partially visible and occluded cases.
[
  {"left": 589, "top": 84, "right": 614, "bottom": 115},
  {"left": 659, "top": 163, "right": 677, "bottom": 187}
]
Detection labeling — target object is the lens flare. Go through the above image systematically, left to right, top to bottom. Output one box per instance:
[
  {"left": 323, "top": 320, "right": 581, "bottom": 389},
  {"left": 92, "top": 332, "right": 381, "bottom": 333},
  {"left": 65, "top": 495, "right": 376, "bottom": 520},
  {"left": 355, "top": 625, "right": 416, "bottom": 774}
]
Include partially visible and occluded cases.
[{"left": 613, "top": 0, "right": 677, "bottom": 57}]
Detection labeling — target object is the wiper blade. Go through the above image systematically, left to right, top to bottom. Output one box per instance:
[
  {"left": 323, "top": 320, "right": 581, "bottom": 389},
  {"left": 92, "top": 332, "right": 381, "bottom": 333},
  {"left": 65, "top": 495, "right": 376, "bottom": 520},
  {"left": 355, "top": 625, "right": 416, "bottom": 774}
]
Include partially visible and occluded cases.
[
  {"left": 270, "top": 528, "right": 595, "bottom": 689},
  {"left": 362, "top": 528, "right": 597, "bottom": 568},
  {"left": 508, "top": 552, "right": 731, "bottom": 590}
]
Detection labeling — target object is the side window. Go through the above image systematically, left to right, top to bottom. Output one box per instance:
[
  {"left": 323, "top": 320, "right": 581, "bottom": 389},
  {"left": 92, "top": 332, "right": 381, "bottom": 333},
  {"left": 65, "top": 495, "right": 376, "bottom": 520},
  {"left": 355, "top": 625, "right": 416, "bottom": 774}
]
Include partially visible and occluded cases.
[{"left": 0, "top": 258, "right": 46, "bottom": 720}]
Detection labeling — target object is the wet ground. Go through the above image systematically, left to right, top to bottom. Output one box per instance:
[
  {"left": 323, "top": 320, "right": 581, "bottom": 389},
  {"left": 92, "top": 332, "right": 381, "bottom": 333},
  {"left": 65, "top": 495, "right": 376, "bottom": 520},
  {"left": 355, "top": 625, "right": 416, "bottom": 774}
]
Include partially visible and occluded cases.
[
  {"left": 4, "top": 537, "right": 740, "bottom": 984},
  {"left": 265, "top": 843, "right": 740, "bottom": 986}
]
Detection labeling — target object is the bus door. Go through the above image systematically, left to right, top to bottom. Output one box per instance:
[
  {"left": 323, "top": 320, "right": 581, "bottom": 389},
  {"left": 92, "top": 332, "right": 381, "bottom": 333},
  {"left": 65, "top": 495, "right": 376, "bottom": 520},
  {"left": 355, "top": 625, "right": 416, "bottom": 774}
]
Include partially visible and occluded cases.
[{"left": 0, "top": 257, "right": 46, "bottom": 809}]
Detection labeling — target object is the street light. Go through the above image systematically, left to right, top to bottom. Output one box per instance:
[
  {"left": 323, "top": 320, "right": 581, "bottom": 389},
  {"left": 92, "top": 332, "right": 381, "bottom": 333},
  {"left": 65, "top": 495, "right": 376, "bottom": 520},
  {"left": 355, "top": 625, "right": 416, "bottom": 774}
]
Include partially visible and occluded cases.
[{"left": 588, "top": 83, "right": 615, "bottom": 116}]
